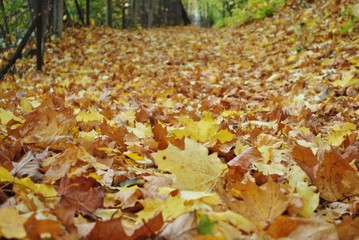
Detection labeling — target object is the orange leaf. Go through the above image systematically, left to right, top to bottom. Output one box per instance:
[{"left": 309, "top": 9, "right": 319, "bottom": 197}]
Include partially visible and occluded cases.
[
  {"left": 315, "top": 150, "right": 359, "bottom": 201},
  {"left": 229, "top": 180, "right": 289, "bottom": 228},
  {"left": 24, "top": 214, "right": 64, "bottom": 240},
  {"left": 266, "top": 216, "right": 297, "bottom": 238}
]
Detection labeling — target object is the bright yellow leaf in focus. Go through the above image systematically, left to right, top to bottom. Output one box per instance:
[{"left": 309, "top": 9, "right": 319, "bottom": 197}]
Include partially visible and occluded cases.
[
  {"left": 0, "top": 108, "right": 24, "bottom": 125},
  {"left": 76, "top": 109, "right": 104, "bottom": 122},
  {"left": 172, "top": 112, "right": 219, "bottom": 142},
  {"left": 327, "top": 122, "right": 356, "bottom": 147},
  {"left": 154, "top": 137, "right": 226, "bottom": 191},
  {"left": 0, "top": 167, "right": 56, "bottom": 197},
  {"left": 0, "top": 208, "right": 27, "bottom": 239}
]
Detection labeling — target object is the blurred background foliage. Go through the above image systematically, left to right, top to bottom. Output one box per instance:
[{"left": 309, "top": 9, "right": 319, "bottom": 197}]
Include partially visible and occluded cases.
[{"left": 1, "top": 0, "right": 358, "bottom": 51}]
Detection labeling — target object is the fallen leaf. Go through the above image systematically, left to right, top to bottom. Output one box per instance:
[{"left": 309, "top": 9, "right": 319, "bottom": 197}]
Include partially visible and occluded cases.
[
  {"left": 154, "top": 137, "right": 226, "bottom": 191},
  {"left": 315, "top": 150, "right": 359, "bottom": 201},
  {"left": 0, "top": 166, "right": 57, "bottom": 197},
  {"left": 57, "top": 176, "right": 105, "bottom": 215},
  {"left": 229, "top": 179, "right": 289, "bottom": 227},
  {"left": 0, "top": 207, "right": 27, "bottom": 239},
  {"left": 24, "top": 214, "right": 64, "bottom": 240},
  {"left": 266, "top": 215, "right": 297, "bottom": 238},
  {"left": 336, "top": 215, "right": 359, "bottom": 240},
  {"left": 84, "top": 218, "right": 128, "bottom": 240}
]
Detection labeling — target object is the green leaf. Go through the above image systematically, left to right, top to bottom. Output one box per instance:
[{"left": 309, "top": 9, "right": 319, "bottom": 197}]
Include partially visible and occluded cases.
[{"left": 197, "top": 215, "right": 218, "bottom": 235}]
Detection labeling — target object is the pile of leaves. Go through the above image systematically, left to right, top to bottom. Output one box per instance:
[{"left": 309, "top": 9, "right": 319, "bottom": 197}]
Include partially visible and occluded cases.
[{"left": 0, "top": 0, "right": 358, "bottom": 239}]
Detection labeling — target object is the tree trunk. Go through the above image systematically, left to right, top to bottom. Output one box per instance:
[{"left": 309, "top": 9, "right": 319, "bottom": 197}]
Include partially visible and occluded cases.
[
  {"left": 35, "top": 0, "right": 47, "bottom": 71},
  {"left": 53, "top": 0, "right": 63, "bottom": 38},
  {"left": 74, "top": 0, "right": 84, "bottom": 25},
  {"left": 86, "top": 0, "right": 90, "bottom": 26},
  {"left": 106, "top": 0, "right": 112, "bottom": 27}
]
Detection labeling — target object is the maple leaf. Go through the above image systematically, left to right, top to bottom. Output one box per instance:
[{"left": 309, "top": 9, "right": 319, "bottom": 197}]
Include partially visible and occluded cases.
[
  {"left": 19, "top": 96, "right": 77, "bottom": 149},
  {"left": 171, "top": 112, "right": 219, "bottom": 142},
  {"left": 327, "top": 122, "right": 356, "bottom": 147},
  {"left": 154, "top": 137, "right": 226, "bottom": 191},
  {"left": 292, "top": 144, "right": 359, "bottom": 201},
  {"left": 315, "top": 150, "right": 359, "bottom": 201},
  {"left": 57, "top": 176, "right": 105, "bottom": 215},
  {"left": 228, "top": 180, "right": 289, "bottom": 228},
  {"left": 0, "top": 207, "right": 27, "bottom": 239},
  {"left": 24, "top": 214, "right": 64, "bottom": 240},
  {"left": 336, "top": 215, "right": 359, "bottom": 240},
  {"left": 266, "top": 216, "right": 297, "bottom": 239},
  {"left": 83, "top": 218, "right": 128, "bottom": 240},
  {"left": 286, "top": 218, "right": 338, "bottom": 240}
]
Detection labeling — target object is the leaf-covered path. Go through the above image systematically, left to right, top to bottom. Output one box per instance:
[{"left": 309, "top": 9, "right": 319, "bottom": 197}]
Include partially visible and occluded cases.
[{"left": 1, "top": 0, "right": 358, "bottom": 239}]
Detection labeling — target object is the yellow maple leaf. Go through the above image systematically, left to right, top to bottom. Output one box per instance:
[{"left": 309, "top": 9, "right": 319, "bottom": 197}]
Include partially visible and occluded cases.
[
  {"left": 76, "top": 108, "right": 104, "bottom": 122},
  {"left": 171, "top": 112, "right": 219, "bottom": 142},
  {"left": 127, "top": 122, "right": 152, "bottom": 138},
  {"left": 327, "top": 122, "right": 356, "bottom": 147},
  {"left": 78, "top": 129, "right": 99, "bottom": 141},
  {"left": 154, "top": 138, "right": 226, "bottom": 191},
  {"left": 0, "top": 167, "right": 56, "bottom": 197},
  {"left": 137, "top": 195, "right": 190, "bottom": 223},
  {"left": 0, "top": 208, "right": 27, "bottom": 239}
]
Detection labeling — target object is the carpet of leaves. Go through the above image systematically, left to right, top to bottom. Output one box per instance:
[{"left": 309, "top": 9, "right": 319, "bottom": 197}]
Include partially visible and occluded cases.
[{"left": 0, "top": 0, "right": 358, "bottom": 239}]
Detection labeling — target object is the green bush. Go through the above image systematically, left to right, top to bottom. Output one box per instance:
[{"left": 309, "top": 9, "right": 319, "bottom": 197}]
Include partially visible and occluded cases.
[{"left": 217, "top": 0, "right": 285, "bottom": 27}]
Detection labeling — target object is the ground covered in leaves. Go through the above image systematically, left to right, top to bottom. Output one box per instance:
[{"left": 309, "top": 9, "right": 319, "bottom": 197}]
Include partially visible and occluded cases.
[{"left": 0, "top": 0, "right": 359, "bottom": 239}]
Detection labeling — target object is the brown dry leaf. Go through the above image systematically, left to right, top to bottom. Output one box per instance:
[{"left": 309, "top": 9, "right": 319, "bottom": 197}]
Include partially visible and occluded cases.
[
  {"left": 19, "top": 96, "right": 77, "bottom": 149},
  {"left": 291, "top": 143, "right": 319, "bottom": 181},
  {"left": 315, "top": 150, "right": 359, "bottom": 202},
  {"left": 57, "top": 176, "right": 105, "bottom": 215},
  {"left": 229, "top": 179, "right": 289, "bottom": 228},
  {"left": 51, "top": 206, "right": 77, "bottom": 235},
  {"left": 84, "top": 218, "right": 128, "bottom": 240}
]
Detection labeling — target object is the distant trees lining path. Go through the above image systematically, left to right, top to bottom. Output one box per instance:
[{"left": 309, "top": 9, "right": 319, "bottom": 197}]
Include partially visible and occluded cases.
[{"left": 0, "top": 0, "right": 191, "bottom": 80}]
